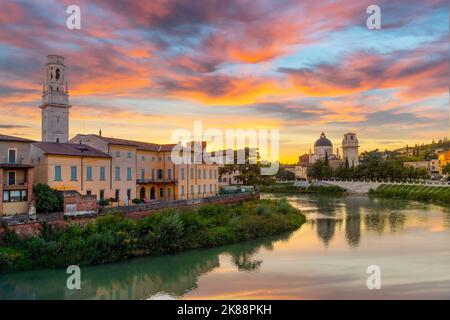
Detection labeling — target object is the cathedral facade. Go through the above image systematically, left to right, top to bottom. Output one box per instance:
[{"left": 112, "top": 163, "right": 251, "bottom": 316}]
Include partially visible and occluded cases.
[{"left": 305, "top": 132, "right": 360, "bottom": 169}]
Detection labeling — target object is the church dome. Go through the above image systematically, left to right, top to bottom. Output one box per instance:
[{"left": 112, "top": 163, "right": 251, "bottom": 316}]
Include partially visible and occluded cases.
[{"left": 314, "top": 132, "right": 332, "bottom": 147}]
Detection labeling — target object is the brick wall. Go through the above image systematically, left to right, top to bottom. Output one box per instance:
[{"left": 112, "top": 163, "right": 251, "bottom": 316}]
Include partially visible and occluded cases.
[{"left": 62, "top": 190, "right": 97, "bottom": 214}]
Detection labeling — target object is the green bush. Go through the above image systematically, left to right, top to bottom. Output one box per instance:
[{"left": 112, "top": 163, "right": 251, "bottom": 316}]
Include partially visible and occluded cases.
[
  {"left": 34, "top": 184, "right": 63, "bottom": 213},
  {"left": 371, "top": 184, "right": 450, "bottom": 205},
  {"left": 132, "top": 198, "right": 142, "bottom": 204},
  {"left": 98, "top": 199, "right": 110, "bottom": 207}
]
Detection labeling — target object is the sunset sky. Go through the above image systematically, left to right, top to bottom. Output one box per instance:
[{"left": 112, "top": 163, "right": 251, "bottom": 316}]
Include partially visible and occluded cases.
[{"left": 0, "top": 0, "right": 448, "bottom": 163}]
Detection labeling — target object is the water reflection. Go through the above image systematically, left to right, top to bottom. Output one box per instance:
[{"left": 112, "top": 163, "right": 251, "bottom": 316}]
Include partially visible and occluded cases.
[
  {"left": 2, "top": 195, "right": 450, "bottom": 300},
  {"left": 0, "top": 233, "right": 293, "bottom": 300}
]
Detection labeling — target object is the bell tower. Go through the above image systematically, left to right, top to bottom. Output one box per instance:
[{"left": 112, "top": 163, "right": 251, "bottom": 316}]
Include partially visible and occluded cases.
[{"left": 40, "top": 55, "right": 71, "bottom": 143}]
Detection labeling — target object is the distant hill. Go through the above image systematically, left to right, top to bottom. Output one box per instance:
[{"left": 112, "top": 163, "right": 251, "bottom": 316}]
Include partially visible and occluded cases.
[{"left": 392, "top": 137, "right": 449, "bottom": 161}]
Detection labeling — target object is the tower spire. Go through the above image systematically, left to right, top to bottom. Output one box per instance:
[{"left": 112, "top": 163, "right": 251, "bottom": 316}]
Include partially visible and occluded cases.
[{"left": 40, "top": 55, "right": 71, "bottom": 143}]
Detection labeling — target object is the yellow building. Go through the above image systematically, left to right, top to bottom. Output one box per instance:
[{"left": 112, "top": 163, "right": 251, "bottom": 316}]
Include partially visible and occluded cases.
[
  {"left": 0, "top": 134, "right": 35, "bottom": 216},
  {"left": 69, "top": 134, "right": 219, "bottom": 201},
  {"left": 31, "top": 142, "right": 114, "bottom": 202},
  {"left": 438, "top": 151, "right": 450, "bottom": 173}
]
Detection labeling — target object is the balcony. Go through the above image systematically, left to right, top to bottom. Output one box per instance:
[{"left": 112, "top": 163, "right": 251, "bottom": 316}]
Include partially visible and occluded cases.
[
  {"left": 136, "top": 178, "right": 178, "bottom": 185},
  {"left": 2, "top": 180, "right": 28, "bottom": 190}
]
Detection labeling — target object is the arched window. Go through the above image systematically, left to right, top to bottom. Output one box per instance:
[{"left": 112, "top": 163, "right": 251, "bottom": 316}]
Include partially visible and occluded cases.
[
  {"left": 55, "top": 68, "right": 60, "bottom": 80},
  {"left": 139, "top": 187, "right": 146, "bottom": 201},
  {"left": 150, "top": 187, "right": 155, "bottom": 200}
]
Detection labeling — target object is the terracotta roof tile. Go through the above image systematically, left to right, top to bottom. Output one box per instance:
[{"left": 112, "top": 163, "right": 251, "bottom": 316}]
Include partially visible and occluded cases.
[
  {"left": 0, "top": 134, "right": 35, "bottom": 143},
  {"left": 33, "top": 142, "right": 111, "bottom": 158}
]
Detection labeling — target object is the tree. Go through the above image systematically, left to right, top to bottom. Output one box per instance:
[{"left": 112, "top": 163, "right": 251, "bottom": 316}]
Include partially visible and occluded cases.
[
  {"left": 443, "top": 163, "right": 450, "bottom": 175},
  {"left": 276, "top": 167, "right": 295, "bottom": 181},
  {"left": 34, "top": 184, "right": 63, "bottom": 213}
]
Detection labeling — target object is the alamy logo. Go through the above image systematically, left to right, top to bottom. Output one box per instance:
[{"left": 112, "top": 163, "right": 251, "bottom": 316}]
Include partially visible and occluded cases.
[
  {"left": 66, "top": 5, "right": 81, "bottom": 30},
  {"left": 366, "top": 5, "right": 381, "bottom": 30},
  {"left": 170, "top": 121, "right": 280, "bottom": 175},
  {"left": 66, "top": 265, "right": 81, "bottom": 290},
  {"left": 366, "top": 265, "right": 381, "bottom": 289}
]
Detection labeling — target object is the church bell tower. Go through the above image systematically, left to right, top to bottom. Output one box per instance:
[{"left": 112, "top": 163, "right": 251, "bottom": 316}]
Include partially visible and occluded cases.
[{"left": 40, "top": 55, "right": 71, "bottom": 143}]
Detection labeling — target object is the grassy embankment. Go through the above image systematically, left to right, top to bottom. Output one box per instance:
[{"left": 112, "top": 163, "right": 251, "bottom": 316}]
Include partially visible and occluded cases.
[
  {"left": 259, "top": 183, "right": 346, "bottom": 195},
  {"left": 369, "top": 184, "right": 450, "bottom": 205},
  {"left": 0, "top": 199, "right": 305, "bottom": 274}
]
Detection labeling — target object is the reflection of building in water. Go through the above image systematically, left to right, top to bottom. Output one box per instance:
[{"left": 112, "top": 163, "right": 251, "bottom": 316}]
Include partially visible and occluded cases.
[
  {"left": 344, "top": 197, "right": 363, "bottom": 247},
  {"left": 345, "top": 214, "right": 361, "bottom": 247},
  {"left": 316, "top": 218, "right": 336, "bottom": 246},
  {"left": 92, "top": 255, "right": 220, "bottom": 300}
]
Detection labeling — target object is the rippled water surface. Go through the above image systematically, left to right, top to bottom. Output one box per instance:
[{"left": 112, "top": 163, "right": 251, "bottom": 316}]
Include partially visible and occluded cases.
[{"left": 1, "top": 194, "right": 449, "bottom": 299}]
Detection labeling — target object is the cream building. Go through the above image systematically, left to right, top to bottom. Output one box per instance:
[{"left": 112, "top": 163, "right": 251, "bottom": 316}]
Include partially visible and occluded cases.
[
  {"left": 70, "top": 135, "right": 219, "bottom": 201},
  {"left": 30, "top": 142, "right": 113, "bottom": 201}
]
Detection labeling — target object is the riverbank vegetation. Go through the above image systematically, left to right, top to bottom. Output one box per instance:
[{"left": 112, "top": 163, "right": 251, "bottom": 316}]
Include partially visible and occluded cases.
[
  {"left": 259, "top": 183, "right": 346, "bottom": 195},
  {"left": 370, "top": 184, "right": 450, "bottom": 204},
  {"left": 0, "top": 200, "right": 305, "bottom": 274}
]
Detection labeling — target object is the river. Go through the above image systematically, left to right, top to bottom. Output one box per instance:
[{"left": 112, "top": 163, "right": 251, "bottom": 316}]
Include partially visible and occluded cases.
[{"left": 1, "top": 194, "right": 449, "bottom": 300}]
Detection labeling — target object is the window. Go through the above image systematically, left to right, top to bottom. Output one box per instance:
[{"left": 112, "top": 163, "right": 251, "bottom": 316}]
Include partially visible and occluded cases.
[
  {"left": 8, "top": 149, "right": 17, "bottom": 163},
  {"left": 115, "top": 151, "right": 121, "bottom": 157},
  {"left": 127, "top": 152, "right": 132, "bottom": 158},
  {"left": 141, "top": 155, "right": 145, "bottom": 161},
  {"left": 167, "top": 156, "right": 171, "bottom": 161},
  {"left": 159, "top": 157, "right": 162, "bottom": 161},
  {"left": 54, "top": 166, "right": 62, "bottom": 181},
  {"left": 70, "top": 166, "right": 77, "bottom": 181},
  {"left": 86, "top": 166, "right": 93, "bottom": 181},
  {"left": 100, "top": 167, "right": 106, "bottom": 181},
  {"left": 115, "top": 167, "right": 121, "bottom": 181},
  {"left": 127, "top": 167, "right": 132, "bottom": 181},
  {"left": 180, "top": 168, "right": 185, "bottom": 180},
  {"left": 190, "top": 168, "right": 194, "bottom": 179},
  {"left": 141, "top": 169, "right": 145, "bottom": 180},
  {"left": 152, "top": 169, "right": 155, "bottom": 180},
  {"left": 157, "top": 169, "right": 163, "bottom": 180},
  {"left": 167, "top": 169, "right": 172, "bottom": 180},
  {"left": 198, "top": 169, "right": 201, "bottom": 179},
  {"left": 203, "top": 169, "right": 206, "bottom": 179},
  {"left": 209, "top": 169, "right": 212, "bottom": 179},
  {"left": 214, "top": 169, "right": 217, "bottom": 179},
  {"left": 8, "top": 172, "right": 15, "bottom": 185},
  {"left": 203, "top": 184, "right": 206, "bottom": 194},
  {"left": 209, "top": 184, "right": 212, "bottom": 193},
  {"left": 214, "top": 184, "right": 217, "bottom": 193},
  {"left": 190, "top": 185, "right": 194, "bottom": 195},
  {"left": 197, "top": 185, "right": 201, "bottom": 195},
  {"left": 181, "top": 186, "right": 185, "bottom": 196},
  {"left": 159, "top": 188, "right": 164, "bottom": 198},
  {"left": 167, "top": 188, "right": 171, "bottom": 198},
  {"left": 99, "top": 189, "right": 105, "bottom": 200},
  {"left": 115, "top": 189, "right": 120, "bottom": 201},
  {"left": 127, "top": 189, "right": 131, "bottom": 200},
  {"left": 3, "top": 190, "right": 27, "bottom": 203},
  {"left": 86, "top": 190, "right": 92, "bottom": 196}
]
